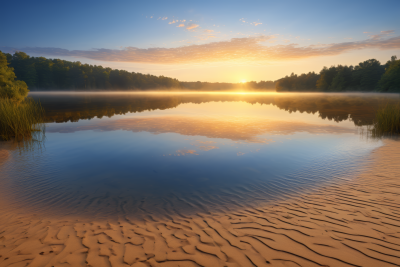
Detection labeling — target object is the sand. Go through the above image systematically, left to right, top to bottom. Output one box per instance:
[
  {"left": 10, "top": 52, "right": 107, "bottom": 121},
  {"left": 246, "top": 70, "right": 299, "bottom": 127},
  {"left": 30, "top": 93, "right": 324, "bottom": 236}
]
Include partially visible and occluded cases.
[
  {"left": 0, "top": 140, "right": 400, "bottom": 267},
  {"left": 0, "top": 150, "right": 9, "bottom": 165}
]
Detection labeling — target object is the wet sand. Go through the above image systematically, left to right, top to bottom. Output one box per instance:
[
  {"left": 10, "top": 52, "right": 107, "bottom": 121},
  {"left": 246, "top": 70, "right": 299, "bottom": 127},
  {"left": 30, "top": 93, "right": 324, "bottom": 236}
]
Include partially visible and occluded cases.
[
  {"left": 0, "top": 140, "right": 400, "bottom": 267},
  {"left": 0, "top": 150, "right": 9, "bottom": 165}
]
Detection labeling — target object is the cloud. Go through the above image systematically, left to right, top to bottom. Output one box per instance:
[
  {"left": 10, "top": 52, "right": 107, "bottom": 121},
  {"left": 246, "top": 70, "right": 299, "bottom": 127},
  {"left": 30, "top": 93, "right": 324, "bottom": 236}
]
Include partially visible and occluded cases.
[
  {"left": 168, "top": 20, "right": 177, "bottom": 24},
  {"left": 252, "top": 22, "right": 262, "bottom": 26},
  {"left": 177, "top": 24, "right": 185, "bottom": 27},
  {"left": 186, "top": 24, "right": 199, "bottom": 30},
  {"left": 203, "top": 29, "right": 214, "bottom": 33},
  {"left": 368, "top": 30, "right": 394, "bottom": 40},
  {"left": 381, "top": 30, "right": 395, "bottom": 34},
  {"left": 3, "top": 32, "right": 400, "bottom": 64},
  {"left": 195, "top": 34, "right": 216, "bottom": 40},
  {"left": 46, "top": 116, "right": 354, "bottom": 142},
  {"left": 198, "top": 146, "right": 218, "bottom": 151},
  {"left": 175, "top": 149, "right": 198, "bottom": 156}
]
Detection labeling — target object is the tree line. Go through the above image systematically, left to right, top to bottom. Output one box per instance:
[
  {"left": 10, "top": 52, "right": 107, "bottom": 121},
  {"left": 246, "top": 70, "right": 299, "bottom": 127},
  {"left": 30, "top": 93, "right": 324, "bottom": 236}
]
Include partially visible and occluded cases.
[
  {"left": 2, "top": 50, "right": 399, "bottom": 92},
  {"left": 2, "top": 51, "right": 181, "bottom": 90},
  {"left": 3, "top": 51, "right": 275, "bottom": 91},
  {"left": 276, "top": 56, "right": 400, "bottom": 92},
  {"left": 180, "top": 80, "right": 275, "bottom": 91}
]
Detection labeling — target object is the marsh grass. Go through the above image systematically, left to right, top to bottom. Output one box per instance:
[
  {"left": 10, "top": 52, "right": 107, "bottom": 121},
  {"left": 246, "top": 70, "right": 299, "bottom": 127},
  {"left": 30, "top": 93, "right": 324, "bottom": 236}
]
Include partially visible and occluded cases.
[
  {"left": 0, "top": 97, "right": 45, "bottom": 141},
  {"left": 360, "top": 103, "right": 400, "bottom": 139},
  {"left": 374, "top": 103, "right": 400, "bottom": 135}
]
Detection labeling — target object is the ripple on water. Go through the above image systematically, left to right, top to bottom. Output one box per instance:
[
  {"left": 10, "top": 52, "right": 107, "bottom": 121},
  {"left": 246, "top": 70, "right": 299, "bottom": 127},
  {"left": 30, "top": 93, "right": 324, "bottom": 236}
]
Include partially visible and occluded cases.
[{"left": 0, "top": 131, "right": 382, "bottom": 220}]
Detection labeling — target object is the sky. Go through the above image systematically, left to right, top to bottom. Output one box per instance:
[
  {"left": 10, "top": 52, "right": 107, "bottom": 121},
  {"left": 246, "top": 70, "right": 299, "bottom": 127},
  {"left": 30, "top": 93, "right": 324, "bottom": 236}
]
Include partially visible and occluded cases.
[{"left": 1, "top": 0, "right": 400, "bottom": 83}]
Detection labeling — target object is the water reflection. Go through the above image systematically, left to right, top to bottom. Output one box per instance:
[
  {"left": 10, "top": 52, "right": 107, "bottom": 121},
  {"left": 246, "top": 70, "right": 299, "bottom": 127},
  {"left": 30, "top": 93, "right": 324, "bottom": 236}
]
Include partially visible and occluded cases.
[
  {"left": 0, "top": 92, "right": 397, "bottom": 220},
  {"left": 32, "top": 92, "right": 400, "bottom": 126},
  {"left": 47, "top": 116, "right": 354, "bottom": 141}
]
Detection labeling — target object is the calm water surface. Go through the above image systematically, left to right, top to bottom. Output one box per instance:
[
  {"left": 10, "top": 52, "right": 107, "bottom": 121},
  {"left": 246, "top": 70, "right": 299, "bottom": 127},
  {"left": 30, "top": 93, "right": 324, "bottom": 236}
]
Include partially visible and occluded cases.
[{"left": 1, "top": 92, "right": 399, "bottom": 220}]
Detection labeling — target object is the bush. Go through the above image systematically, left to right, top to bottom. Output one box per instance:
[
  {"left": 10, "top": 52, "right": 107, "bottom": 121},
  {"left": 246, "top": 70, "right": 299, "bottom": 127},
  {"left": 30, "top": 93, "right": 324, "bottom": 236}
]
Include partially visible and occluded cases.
[{"left": 0, "top": 51, "right": 29, "bottom": 102}]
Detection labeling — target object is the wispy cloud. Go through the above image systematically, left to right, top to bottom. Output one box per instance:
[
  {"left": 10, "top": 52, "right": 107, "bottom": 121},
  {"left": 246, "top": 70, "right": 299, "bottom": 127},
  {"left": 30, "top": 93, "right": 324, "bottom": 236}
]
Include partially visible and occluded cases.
[
  {"left": 240, "top": 18, "right": 262, "bottom": 26},
  {"left": 168, "top": 20, "right": 177, "bottom": 24},
  {"left": 177, "top": 24, "right": 185, "bottom": 27},
  {"left": 186, "top": 24, "right": 199, "bottom": 30},
  {"left": 368, "top": 30, "right": 394, "bottom": 40},
  {"left": 3, "top": 31, "right": 399, "bottom": 64},
  {"left": 195, "top": 34, "right": 216, "bottom": 40},
  {"left": 47, "top": 116, "right": 354, "bottom": 141},
  {"left": 175, "top": 150, "right": 198, "bottom": 156}
]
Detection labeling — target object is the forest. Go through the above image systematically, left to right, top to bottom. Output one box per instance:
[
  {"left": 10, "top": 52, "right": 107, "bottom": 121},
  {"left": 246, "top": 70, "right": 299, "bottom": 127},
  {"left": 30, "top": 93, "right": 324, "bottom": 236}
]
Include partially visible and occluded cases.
[
  {"left": 2, "top": 51, "right": 399, "bottom": 92},
  {"left": 2, "top": 51, "right": 181, "bottom": 90},
  {"left": 2, "top": 51, "right": 275, "bottom": 91},
  {"left": 275, "top": 56, "right": 400, "bottom": 92}
]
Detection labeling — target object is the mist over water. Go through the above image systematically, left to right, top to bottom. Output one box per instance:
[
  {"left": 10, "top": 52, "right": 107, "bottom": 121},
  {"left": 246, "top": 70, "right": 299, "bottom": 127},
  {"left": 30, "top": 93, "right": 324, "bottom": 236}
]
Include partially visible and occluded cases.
[{"left": 0, "top": 92, "right": 398, "bottom": 220}]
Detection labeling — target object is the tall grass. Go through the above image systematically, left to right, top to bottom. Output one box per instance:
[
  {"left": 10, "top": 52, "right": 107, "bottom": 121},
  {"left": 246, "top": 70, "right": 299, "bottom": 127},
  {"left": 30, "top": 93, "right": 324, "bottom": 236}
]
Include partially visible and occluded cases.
[
  {"left": 0, "top": 97, "right": 45, "bottom": 141},
  {"left": 371, "top": 103, "right": 400, "bottom": 137},
  {"left": 375, "top": 103, "right": 400, "bottom": 134}
]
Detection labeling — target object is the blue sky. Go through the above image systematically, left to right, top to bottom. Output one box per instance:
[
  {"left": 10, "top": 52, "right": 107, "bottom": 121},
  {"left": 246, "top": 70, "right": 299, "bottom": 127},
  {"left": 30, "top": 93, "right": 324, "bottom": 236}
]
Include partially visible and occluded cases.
[{"left": 1, "top": 0, "right": 400, "bottom": 82}]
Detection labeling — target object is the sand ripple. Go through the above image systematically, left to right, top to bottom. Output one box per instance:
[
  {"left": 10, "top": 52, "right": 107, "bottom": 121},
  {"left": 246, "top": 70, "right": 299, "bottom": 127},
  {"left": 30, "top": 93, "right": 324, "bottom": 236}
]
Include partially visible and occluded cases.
[{"left": 0, "top": 140, "right": 399, "bottom": 266}]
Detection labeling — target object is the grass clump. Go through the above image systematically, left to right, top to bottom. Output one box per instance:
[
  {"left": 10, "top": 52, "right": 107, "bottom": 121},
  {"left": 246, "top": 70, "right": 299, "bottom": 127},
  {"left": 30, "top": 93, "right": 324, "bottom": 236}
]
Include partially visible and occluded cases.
[
  {"left": 0, "top": 97, "right": 45, "bottom": 141},
  {"left": 372, "top": 103, "right": 400, "bottom": 136}
]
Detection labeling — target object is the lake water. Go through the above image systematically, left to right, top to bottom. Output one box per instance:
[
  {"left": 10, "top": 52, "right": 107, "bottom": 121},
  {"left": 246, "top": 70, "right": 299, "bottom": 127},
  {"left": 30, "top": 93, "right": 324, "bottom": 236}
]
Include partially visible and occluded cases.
[{"left": 0, "top": 92, "right": 399, "bottom": 220}]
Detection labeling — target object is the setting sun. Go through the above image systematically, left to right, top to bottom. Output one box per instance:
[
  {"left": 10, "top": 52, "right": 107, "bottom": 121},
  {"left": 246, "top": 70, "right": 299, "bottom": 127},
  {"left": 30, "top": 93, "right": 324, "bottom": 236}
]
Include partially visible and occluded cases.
[{"left": 241, "top": 80, "right": 247, "bottom": 83}]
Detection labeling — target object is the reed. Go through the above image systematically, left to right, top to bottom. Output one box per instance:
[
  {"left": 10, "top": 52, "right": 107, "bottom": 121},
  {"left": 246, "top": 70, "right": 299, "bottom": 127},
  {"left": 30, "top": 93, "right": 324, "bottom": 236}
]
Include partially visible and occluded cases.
[
  {"left": 0, "top": 97, "right": 45, "bottom": 141},
  {"left": 372, "top": 103, "right": 400, "bottom": 136}
]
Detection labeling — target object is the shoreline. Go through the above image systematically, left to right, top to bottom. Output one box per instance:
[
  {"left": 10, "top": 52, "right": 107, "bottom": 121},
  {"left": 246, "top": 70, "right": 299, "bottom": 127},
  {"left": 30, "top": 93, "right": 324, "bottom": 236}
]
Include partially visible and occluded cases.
[{"left": 0, "top": 139, "right": 400, "bottom": 267}]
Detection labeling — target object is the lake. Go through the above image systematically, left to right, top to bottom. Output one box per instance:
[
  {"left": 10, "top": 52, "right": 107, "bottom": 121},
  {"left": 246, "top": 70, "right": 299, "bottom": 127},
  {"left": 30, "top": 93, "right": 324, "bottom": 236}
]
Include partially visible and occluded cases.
[{"left": 0, "top": 92, "right": 399, "bottom": 221}]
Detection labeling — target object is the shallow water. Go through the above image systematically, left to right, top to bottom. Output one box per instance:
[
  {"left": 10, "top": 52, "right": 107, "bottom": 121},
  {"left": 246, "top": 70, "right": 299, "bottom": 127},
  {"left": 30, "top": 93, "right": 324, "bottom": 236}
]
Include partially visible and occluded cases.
[{"left": 0, "top": 92, "right": 399, "bottom": 220}]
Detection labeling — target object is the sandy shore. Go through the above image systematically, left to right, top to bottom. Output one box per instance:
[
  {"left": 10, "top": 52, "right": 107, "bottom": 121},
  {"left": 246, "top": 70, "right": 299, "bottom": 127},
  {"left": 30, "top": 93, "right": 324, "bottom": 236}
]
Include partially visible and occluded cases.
[
  {"left": 1, "top": 140, "right": 400, "bottom": 267},
  {"left": 0, "top": 150, "right": 9, "bottom": 166}
]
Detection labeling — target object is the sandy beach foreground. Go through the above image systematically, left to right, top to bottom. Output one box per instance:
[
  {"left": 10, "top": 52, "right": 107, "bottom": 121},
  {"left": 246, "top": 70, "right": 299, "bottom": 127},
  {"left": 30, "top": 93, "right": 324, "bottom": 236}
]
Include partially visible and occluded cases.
[{"left": 0, "top": 140, "right": 399, "bottom": 267}]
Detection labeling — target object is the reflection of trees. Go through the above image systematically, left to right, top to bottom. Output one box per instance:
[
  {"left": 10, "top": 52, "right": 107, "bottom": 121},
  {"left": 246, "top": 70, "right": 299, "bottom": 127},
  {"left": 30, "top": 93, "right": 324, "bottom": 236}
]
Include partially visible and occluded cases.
[
  {"left": 34, "top": 94, "right": 400, "bottom": 126},
  {"left": 272, "top": 96, "right": 397, "bottom": 126}
]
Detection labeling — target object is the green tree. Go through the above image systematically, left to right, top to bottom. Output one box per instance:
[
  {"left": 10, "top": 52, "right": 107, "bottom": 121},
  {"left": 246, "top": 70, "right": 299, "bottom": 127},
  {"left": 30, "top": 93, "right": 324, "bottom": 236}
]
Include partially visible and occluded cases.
[
  {"left": 0, "top": 51, "right": 29, "bottom": 101},
  {"left": 378, "top": 56, "right": 400, "bottom": 92},
  {"left": 352, "top": 59, "right": 385, "bottom": 91},
  {"left": 330, "top": 65, "right": 353, "bottom": 91},
  {"left": 316, "top": 66, "right": 338, "bottom": 91}
]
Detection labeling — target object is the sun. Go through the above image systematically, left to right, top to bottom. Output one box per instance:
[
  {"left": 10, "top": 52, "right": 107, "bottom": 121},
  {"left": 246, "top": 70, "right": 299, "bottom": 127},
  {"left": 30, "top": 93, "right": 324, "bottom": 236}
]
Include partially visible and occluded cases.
[{"left": 241, "top": 79, "right": 246, "bottom": 83}]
